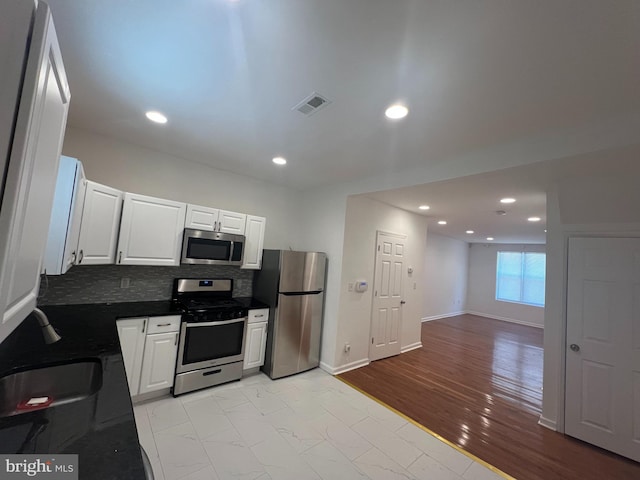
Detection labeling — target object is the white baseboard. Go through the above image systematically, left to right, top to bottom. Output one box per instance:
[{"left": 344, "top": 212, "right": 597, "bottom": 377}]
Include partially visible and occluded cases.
[
  {"left": 465, "top": 310, "right": 544, "bottom": 329},
  {"left": 421, "top": 311, "right": 466, "bottom": 322},
  {"left": 401, "top": 342, "right": 422, "bottom": 353},
  {"left": 320, "top": 358, "right": 370, "bottom": 375},
  {"left": 538, "top": 415, "right": 557, "bottom": 431}
]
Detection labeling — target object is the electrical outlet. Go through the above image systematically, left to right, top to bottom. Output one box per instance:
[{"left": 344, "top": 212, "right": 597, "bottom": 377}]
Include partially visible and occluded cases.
[
  {"left": 120, "top": 277, "right": 130, "bottom": 288},
  {"left": 344, "top": 343, "right": 351, "bottom": 353}
]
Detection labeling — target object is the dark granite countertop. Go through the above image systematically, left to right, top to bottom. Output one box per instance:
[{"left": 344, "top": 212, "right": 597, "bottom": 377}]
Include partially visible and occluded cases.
[
  {"left": 234, "top": 297, "right": 269, "bottom": 310},
  {"left": 0, "top": 301, "right": 179, "bottom": 480}
]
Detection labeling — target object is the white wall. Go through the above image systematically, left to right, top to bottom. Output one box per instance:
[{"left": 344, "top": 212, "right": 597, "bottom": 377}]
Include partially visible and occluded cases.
[
  {"left": 62, "top": 127, "right": 302, "bottom": 250},
  {"left": 329, "top": 195, "right": 427, "bottom": 373},
  {"left": 423, "top": 233, "right": 469, "bottom": 321},
  {"left": 466, "top": 243, "right": 545, "bottom": 328}
]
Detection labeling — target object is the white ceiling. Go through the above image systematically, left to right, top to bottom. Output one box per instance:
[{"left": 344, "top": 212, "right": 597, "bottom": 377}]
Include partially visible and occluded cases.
[{"left": 45, "top": 0, "right": 640, "bottom": 242}]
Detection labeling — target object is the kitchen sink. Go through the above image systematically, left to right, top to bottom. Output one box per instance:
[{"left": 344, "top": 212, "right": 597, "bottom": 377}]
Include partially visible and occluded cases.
[{"left": 0, "top": 359, "right": 102, "bottom": 417}]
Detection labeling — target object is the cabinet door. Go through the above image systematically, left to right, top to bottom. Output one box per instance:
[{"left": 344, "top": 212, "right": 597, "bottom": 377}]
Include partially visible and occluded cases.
[
  {"left": 0, "top": 2, "right": 70, "bottom": 343},
  {"left": 43, "top": 156, "right": 86, "bottom": 275},
  {"left": 62, "top": 161, "right": 86, "bottom": 272},
  {"left": 76, "top": 181, "right": 123, "bottom": 265},
  {"left": 117, "top": 193, "right": 187, "bottom": 266},
  {"left": 185, "top": 204, "right": 218, "bottom": 231},
  {"left": 218, "top": 210, "right": 246, "bottom": 235},
  {"left": 241, "top": 215, "right": 266, "bottom": 269},
  {"left": 116, "top": 318, "right": 147, "bottom": 396},
  {"left": 244, "top": 322, "right": 267, "bottom": 369},
  {"left": 138, "top": 332, "right": 179, "bottom": 394}
]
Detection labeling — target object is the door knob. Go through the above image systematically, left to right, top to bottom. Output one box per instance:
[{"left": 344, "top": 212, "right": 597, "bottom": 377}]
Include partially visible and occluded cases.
[{"left": 570, "top": 344, "right": 580, "bottom": 352}]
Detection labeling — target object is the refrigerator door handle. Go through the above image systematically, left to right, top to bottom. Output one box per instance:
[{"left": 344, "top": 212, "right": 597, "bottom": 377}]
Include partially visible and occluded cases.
[{"left": 280, "top": 290, "right": 323, "bottom": 296}]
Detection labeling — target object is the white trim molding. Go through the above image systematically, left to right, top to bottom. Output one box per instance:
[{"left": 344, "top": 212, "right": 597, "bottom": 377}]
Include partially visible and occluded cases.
[
  {"left": 465, "top": 310, "right": 544, "bottom": 329},
  {"left": 421, "top": 311, "right": 466, "bottom": 322},
  {"left": 401, "top": 342, "right": 422, "bottom": 353},
  {"left": 320, "top": 358, "right": 370, "bottom": 375},
  {"left": 538, "top": 415, "right": 557, "bottom": 431}
]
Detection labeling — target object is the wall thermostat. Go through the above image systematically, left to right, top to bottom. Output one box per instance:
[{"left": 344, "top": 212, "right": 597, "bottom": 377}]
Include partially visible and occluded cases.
[{"left": 355, "top": 281, "right": 368, "bottom": 293}]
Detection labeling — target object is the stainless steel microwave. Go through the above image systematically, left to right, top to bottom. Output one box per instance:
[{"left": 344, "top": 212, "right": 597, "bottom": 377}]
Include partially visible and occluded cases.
[{"left": 181, "top": 228, "right": 245, "bottom": 265}]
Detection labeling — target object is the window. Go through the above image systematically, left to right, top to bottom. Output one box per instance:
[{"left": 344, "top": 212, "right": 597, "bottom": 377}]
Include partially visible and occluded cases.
[{"left": 496, "top": 251, "right": 546, "bottom": 307}]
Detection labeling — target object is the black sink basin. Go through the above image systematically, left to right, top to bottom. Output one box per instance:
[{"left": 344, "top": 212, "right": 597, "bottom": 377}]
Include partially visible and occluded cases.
[{"left": 0, "top": 359, "right": 102, "bottom": 417}]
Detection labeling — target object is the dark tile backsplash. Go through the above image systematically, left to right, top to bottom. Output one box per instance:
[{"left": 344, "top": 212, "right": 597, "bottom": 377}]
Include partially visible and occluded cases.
[{"left": 37, "top": 264, "right": 254, "bottom": 305}]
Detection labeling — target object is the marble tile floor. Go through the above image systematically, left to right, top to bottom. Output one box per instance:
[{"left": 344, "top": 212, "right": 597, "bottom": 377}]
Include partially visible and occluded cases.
[{"left": 133, "top": 369, "right": 506, "bottom": 480}]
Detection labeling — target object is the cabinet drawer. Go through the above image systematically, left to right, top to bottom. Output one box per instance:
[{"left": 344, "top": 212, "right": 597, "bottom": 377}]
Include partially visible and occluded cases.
[
  {"left": 248, "top": 308, "right": 269, "bottom": 324},
  {"left": 147, "top": 315, "right": 181, "bottom": 334}
]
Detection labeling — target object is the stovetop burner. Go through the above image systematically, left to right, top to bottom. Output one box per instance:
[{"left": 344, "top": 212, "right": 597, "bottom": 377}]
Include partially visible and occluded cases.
[{"left": 172, "top": 278, "right": 247, "bottom": 321}]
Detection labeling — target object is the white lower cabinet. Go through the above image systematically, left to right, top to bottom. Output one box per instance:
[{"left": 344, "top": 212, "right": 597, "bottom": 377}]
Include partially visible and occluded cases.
[
  {"left": 244, "top": 308, "right": 269, "bottom": 370},
  {"left": 116, "top": 315, "right": 180, "bottom": 396},
  {"left": 116, "top": 318, "right": 147, "bottom": 395},
  {"left": 138, "top": 331, "right": 179, "bottom": 394}
]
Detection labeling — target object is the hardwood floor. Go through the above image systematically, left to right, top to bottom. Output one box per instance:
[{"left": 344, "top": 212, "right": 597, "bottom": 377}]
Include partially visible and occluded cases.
[{"left": 339, "top": 314, "right": 640, "bottom": 480}]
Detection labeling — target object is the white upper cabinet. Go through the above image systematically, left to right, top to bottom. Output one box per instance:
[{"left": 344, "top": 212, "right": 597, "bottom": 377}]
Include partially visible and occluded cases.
[
  {"left": 0, "top": 1, "right": 70, "bottom": 343},
  {"left": 43, "top": 156, "right": 86, "bottom": 275},
  {"left": 76, "top": 181, "right": 123, "bottom": 265},
  {"left": 118, "top": 193, "right": 186, "bottom": 266},
  {"left": 185, "top": 204, "right": 246, "bottom": 235},
  {"left": 185, "top": 204, "right": 218, "bottom": 231},
  {"left": 218, "top": 210, "right": 246, "bottom": 235},
  {"left": 242, "top": 215, "right": 266, "bottom": 270}
]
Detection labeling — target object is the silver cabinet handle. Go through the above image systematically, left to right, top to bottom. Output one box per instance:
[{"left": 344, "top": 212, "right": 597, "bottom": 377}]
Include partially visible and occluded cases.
[
  {"left": 214, "top": 221, "right": 218, "bottom": 231},
  {"left": 78, "top": 249, "right": 84, "bottom": 264},
  {"left": 71, "top": 251, "right": 76, "bottom": 263},
  {"left": 118, "top": 251, "right": 122, "bottom": 263},
  {"left": 400, "top": 300, "right": 406, "bottom": 305},
  {"left": 254, "top": 314, "right": 264, "bottom": 318},
  {"left": 142, "top": 319, "right": 147, "bottom": 333},
  {"left": 156, "top": 323, "right": 171, "bottom": 327},
  {"left": 175, "top": 333, "right": 179, "bottom": 346},
  {"left": 570, "top": 344, "right": 580, "bottom": 352}
]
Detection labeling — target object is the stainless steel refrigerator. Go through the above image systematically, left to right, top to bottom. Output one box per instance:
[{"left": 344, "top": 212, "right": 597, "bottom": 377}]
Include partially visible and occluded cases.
[{"left": 253, "top": 250, "right": 327, "bottom": 379}]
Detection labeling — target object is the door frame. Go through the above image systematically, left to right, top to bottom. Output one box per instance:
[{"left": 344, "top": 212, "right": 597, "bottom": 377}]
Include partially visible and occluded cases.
[{"left": 368, "top": 230, "right": 407, "bottom": 361}]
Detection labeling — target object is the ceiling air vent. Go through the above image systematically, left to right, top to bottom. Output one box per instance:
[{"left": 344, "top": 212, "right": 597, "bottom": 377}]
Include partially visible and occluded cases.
[{"left": 292, "top": 92, "right": 331, "bottom": 116}]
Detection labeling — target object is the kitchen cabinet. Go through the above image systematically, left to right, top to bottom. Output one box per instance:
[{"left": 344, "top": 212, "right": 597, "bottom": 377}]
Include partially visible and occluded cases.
[
  {"left": 0, "top": 1, "right": 70, "bottom": 343},
  {"left": 43, "top": 156, "right": 86, "bottom": 275},
  {"left": 76, "top": 181, "right": 123, "bottom": 265},
  {"left": 117, "top": 193, "right": 186, "bottom": 266},
  {"left": 185, "top": 204, "right": 246, "bottom": 235},
  {"left": 241, "top": 215, "right": 266, "bottom": 270},
  {"left": 244, "top": 308, "right": 269, "bottom": 370},
  {"left": 117, "top": 315, "right": 181, "bottom": 396},
  {"left": 116, "top": 317, "right": 147, "bottom": 395},
  {"left": 138, "top": 331, "right": 180, "bottom": 394}
]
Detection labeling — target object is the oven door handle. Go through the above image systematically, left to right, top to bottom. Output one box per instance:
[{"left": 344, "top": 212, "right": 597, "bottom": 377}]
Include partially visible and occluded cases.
[{"left": 185, "top": 318, "right": 246, "bottom": 328}]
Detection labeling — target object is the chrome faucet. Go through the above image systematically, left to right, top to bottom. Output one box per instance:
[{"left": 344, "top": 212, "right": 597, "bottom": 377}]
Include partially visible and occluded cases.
[{"left": 32, "top": 308, "right": 61, "bottom": 344}]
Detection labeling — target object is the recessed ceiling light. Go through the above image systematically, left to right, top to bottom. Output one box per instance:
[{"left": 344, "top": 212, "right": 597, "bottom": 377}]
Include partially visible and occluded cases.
[
  {"left": 385, "top": 104, "right": 409, "bottom": 120},
  {"left": 145, "top": 111, "right": 167, "bottom": 124},
  {"left": 272, "top": 156, "right": 287, "bottom": 165},
  {"left": 500, "top": 198, "right": 516, "bottom": 204},
  {"left": 418, "top": 205, "right": 430, "bottom": 210},
  {"left": 528, "top": 216, "right": 541, "bottom": 222},
  {"left": 437, "top": 220, "right": 447, "bottom": 225},
  {"left": 466, "top": 230, "right": 474, "bottom": 234},
  {"left": 486, "top": 237, "right": 494, "bottom": 241}
]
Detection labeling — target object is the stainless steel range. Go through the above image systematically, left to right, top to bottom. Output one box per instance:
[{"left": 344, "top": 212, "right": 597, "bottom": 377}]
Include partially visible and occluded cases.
[{"left": 172, "top": 278, "right": 247, "bottom": 396}]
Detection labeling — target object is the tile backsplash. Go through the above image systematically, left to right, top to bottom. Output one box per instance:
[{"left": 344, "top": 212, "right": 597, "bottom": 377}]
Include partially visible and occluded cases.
[{"left": 38, "top": 264, "right": 254, "bottom": 305}]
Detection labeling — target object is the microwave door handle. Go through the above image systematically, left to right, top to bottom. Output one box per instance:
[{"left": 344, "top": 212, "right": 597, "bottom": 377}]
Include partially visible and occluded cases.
[{"left": 229, "top": 241, "right": 234, "bottom": 261}]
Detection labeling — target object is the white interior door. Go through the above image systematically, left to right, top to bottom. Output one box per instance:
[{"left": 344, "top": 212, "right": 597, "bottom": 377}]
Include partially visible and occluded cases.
[
  {"left": 370, "top": 231, "right": 405, "bottom": 362},
  {"left": 566, "top": 237, "right": 640, "bottom": 462}
]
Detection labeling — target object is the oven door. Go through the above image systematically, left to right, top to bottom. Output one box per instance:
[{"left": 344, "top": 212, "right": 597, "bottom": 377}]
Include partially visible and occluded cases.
[{"left": 176, "top": 318, "right": 247, "bottom": 374}]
